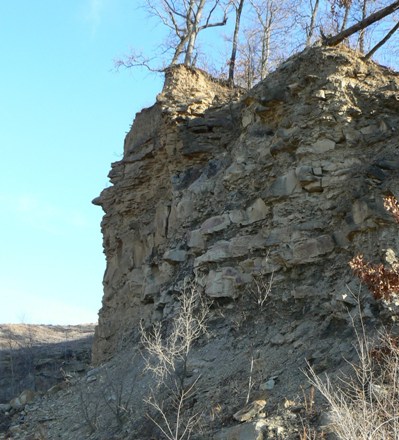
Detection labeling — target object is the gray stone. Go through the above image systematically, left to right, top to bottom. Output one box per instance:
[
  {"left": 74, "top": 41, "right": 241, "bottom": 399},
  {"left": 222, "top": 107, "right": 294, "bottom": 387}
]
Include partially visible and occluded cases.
[
  {"left": 242, "top": 110, "right": 253, "bottom": 128},
  {"left": 360, "top": 125, "right": 378, "bottom": 135},
  {"left": 343, "top": 127, "right": 362, "bottom": 145},
  {"left": 312, "top": 138, "right": 336, "bottom": 153},
  {"left": 223, "top": 162, "right": 246, "bottom": 183},
  {"left": 296, "top": 165, "right": 315, "bottom": 183},
  {"left": 295, "top": 166, "right": 323, "bottom": 192},
  {"left": 313, "top": 167, "right": 323, "bottom": 176},
  {"left": 268, "top": 170, "right": 299, "bottom": 197},
  {"left": 304, "top": 179, "right": 323, "bottom": 192},
  {"left": 176, "top": 195, "right": 195, "bottom": 221},
  {"left": 245, "top": 198, "right": 269, "bottom": 224},
  {"left": 352, "top": 199, "right": 370, "bottom": 225},
  {"left": 229, "top": 209, "right": 246, "bottom": 224},
  {"left": 200, "top": 214, "right": 231, "bottom": 234},
  {"left": 187, "top": 229, "right": 206, "bottom": 249},
  {"left": 195, "top": 234, "right": 267, "bottom": 266},
  {"left": 230, "top": 234, "right": 268, "bottom": 256},
  {"left": 292, "top": 235, "right": 335, "bottom": 263},
  {"left": 194, "top": 241, "right": 231, "bottom": 266},
  {"left": 163, "top": 249, "right": 187, "bottom": 262},
  {"left": 205, "top": 267, "right": 246, "bottom": 298},
  {"left": 127, "top": 269, "right": 145, "bottom": 287},
  {"left": 271, "top": 334, "right": 285, "bottom": 345},
  {"left": 87, "top": 375, "right": 97, "bottom": 383},
  {"left": 260, "top": 377, "right": 276, "bottom": 390},
  {"left": 10, "top": 390, "right": 35, "bottom": 410},
  {"left": 0, "top": 403, "right": 11, "bottom": 412},
  {"left": 319, "top": 410, "right": 336, "bottom": 430},
  {"left": 215, "top": 420, "right": 267, "bottom": 440}
]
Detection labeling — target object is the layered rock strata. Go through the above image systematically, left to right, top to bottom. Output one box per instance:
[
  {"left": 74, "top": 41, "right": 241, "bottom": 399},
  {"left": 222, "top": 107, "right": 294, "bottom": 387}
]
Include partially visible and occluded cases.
[{"left": 93, "top": 46, "right": 399, "bottom": 364}]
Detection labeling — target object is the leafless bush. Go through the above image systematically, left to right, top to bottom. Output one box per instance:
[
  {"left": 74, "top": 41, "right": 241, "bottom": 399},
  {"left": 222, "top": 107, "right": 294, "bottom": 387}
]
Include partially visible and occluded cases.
[
  {"left": 313, "top": 195, "right": 399, "bottom": 438},
  {"left": 248, "top": 270, "right": 274, "bottom": 309},
  {"left": 140, "top": 277, "right": 210, "bottom": 440},
  {"left": 305, "top": 323, "right": 399, "bottom": 439},
  {"left": 79, "top": 354, "right": 137, "bottom": 433},
  {"left": 99, "top": 360, "right": 136, "bottom": 428},
  {"left": 79, "top": 383, "right": 101, "bottom": 434}
]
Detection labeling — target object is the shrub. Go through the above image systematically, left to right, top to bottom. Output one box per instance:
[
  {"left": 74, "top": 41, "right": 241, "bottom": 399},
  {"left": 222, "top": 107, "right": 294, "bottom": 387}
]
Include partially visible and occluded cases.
[
  {"left": 308, "top": 195, "right": 399, "bottom": 439},
  {"left": 349, "top": 195, "right": 399, "bottom": 302},
  {"left": 140, "top": 277, "right": 210, "bottom": 440},
  {"left": 306, "top": 326, "right": 399, "bottom": 439}
]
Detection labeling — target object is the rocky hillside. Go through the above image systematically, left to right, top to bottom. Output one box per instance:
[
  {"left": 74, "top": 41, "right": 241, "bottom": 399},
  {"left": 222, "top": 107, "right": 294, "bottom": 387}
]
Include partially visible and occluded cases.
[
  {"left": 93, "top": 44, "right": 399, "bottom": 365},
  {"left": 3, "top": 45, "right": 399, "bottom": 439},
  {"left": 0, "top": 324, "right": 94, "bottom": 437},
  {"left": 0, "top": 324, "right": 94, "bottom": 402}
]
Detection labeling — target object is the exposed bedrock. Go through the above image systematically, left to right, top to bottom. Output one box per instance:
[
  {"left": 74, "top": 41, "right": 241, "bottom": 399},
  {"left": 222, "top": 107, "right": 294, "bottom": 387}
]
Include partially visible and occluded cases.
[{"left": 92, "top": 46, "right": 399, "bottom": 364}]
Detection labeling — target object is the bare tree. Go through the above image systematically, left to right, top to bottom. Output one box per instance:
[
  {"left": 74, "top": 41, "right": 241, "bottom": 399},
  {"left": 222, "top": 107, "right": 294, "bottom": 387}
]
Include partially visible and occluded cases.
[
  {"left": 118, "top": 0, "right": 229, "bottom": 70},
  {"left": 227, "top": 0, "right": 292, "bottom": 89},
  {"left": 228, "top": 0, "right": 246, "bottom": 84},
  {"left": 240, "top": 0, "right": 295, "bottom": 80},
  {"left": 249, "top": 0, "right": 279, "bottom": 79},
  {"left": 306, "top": 0, "right": 321, "bottom": 45},
  {"left": 326, "top": 0, "right": 354, "bottom": 34},
  {"left": 340, "top": 0, "right": 354, "bottom": 31},
  {"left": 358, "top": 0, "right": 369, "bottom": 51},
  {"left": 233, "top": 28, "right": 259, "bottom": 88}
]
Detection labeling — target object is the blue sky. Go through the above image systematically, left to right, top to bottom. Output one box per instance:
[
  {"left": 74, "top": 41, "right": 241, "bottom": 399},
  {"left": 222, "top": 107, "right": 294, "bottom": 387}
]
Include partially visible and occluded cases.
[{"left": 0, "top": 1, "right": 164, "bottom": 324}]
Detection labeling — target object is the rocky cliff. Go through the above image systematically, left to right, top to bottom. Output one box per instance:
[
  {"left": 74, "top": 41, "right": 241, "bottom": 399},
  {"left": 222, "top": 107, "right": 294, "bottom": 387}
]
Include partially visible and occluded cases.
[
  {"left": 4, "top": 44, "right": 399, "bottom": 440},
  {"left": 93, "top": 45, "right": 399, "bottom": 365}
]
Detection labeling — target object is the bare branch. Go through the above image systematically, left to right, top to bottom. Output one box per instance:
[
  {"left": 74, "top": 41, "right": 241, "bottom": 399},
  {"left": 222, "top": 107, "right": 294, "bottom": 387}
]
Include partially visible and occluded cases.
[
  {"left": 322, "top": 0, "right": 399, "bottom": 46},
  {"left": 364, "top": 19, "right": 399, "bottom": 59},
  {"left": 114, "top": 51, "right": 163, "bottom": 72}
]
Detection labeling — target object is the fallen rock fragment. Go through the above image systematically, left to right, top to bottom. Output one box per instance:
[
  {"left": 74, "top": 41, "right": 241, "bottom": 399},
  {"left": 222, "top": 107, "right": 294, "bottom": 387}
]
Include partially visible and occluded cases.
[{"left": 233, "top": 399, "right": 267, "bottom": 422}]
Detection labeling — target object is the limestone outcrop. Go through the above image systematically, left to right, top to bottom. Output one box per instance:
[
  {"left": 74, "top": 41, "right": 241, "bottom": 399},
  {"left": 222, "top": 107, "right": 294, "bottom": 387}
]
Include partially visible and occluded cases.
[{"left": 92, "top": 45, "right": 399, "bottom": 365}]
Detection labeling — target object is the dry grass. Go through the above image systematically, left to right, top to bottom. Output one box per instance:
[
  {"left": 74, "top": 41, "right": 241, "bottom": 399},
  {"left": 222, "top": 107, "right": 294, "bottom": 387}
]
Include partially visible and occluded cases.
[
  {"left": 0, "top": 324, "right": 95, "bottom": 349},
  {"left": 305, "top": 324, "right": 399, "bottom": 439}
]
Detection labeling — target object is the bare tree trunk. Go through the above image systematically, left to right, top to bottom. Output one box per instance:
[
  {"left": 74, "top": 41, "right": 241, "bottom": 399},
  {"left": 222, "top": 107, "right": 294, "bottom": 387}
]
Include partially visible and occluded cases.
[
  {"left": 184, "top": 0, "right": 202, "bottom": 65},
  {"left": 229, "top": 0, "right": 245, "bottom": 84},
  {"left": 250, "top": 0, "right": 277, "bottom": 80},
  {"left": 306, "top": 0, "right": 320, "bottom": 46},
  {"left": 322, "top": 0, "right": 399, "bottom": 46},
  {"left": 358, "top": 0, "right": 368, "bottom": 52},
  {"left": 340, "top": 2, "right": 351, "bottom": 32},
  {"left": 260, "top": 19, "right": 272, "bottom": 79},
  {"left": 364, "top": 19, "right": 399, "bottom": 59},
  {"left": 184, "top": 31, "right": 197, "bottom": 65},
  {"left": 171, "top": 36, "right": 189, "bottom": 65}
]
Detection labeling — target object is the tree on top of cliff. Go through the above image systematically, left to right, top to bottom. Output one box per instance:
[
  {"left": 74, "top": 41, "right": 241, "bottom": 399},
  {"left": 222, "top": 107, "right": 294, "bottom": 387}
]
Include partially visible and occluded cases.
[
  {"left": 115, "top": 0, "right": 230, "bottom": 71},
  {"left": 116, "top": 0, "right": 399, "bottom": 87}
]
